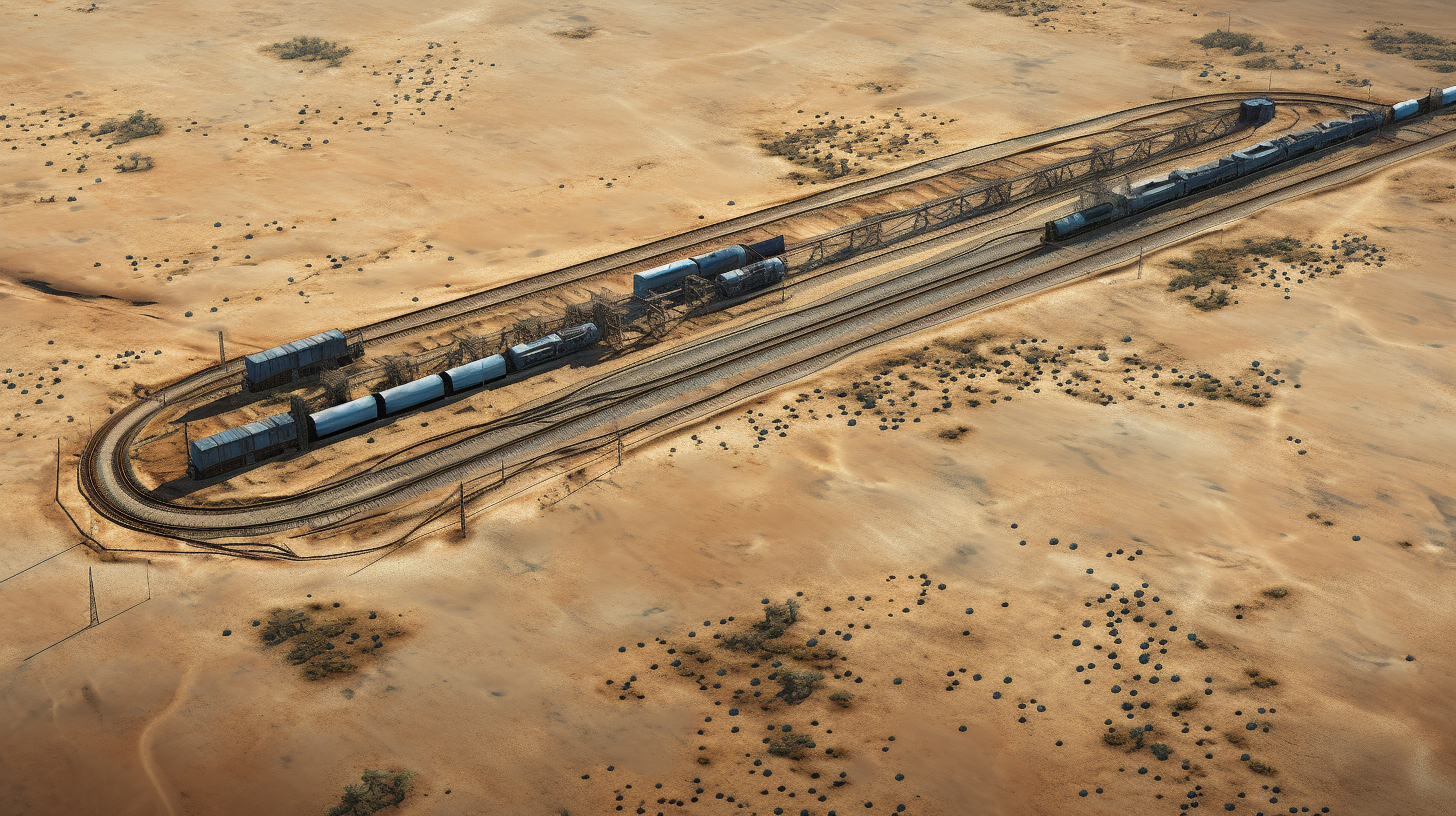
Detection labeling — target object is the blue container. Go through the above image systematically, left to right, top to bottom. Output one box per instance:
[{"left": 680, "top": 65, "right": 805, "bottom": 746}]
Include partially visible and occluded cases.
[
  {"left": 1443, "top": 85, "right": 1456, "bottom": 107},
  {"left": 1392, "top": 99, "right": 1420, "bottom": 121},
  {"left": 244, "top": 329, "right": 347, "bottom": 383},
  {"left": 443, "top": 354, "right": 509, "bottom": 393},
  {"left": 380, "top": 374, "right": 446, "bottom": 415},
  {"left": 309, "top": 394, "right": 383, "bottom": 438},
  {"left": 189, "top": 412, "right": 297, "bottom": 475}
]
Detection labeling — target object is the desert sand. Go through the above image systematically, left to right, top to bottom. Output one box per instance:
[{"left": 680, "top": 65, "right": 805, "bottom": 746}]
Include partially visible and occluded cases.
[{"left": 2, "top": 0, "right": 1455, "bottom": 814}]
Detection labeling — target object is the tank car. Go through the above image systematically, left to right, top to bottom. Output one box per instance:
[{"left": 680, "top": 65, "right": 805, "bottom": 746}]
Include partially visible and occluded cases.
[
  {"left": 632, "top": 236, "right": 786, "bottom": 299},
  {"left": 715, "top": 257, "right": 786, "bottom": 297}
]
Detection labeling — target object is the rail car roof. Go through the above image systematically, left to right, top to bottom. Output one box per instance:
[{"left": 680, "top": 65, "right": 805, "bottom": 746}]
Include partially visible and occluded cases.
[
  {"left": 244, "top": 329, "right": 346, "bottom": 366},
  {"left": 190, "top": 413, "right": 295, "bottom": 466}
]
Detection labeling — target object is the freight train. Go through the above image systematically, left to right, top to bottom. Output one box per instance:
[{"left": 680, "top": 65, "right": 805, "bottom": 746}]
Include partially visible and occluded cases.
[
  {"left": 1044, "top": 87, "right": 1456, "bottom": 242},
  {"left": 192, "top": 231, "right": 792, "bottom": 479},
  {"left": 632, "top": 236, "right": 786, "bottom": 299},
  {"left": 188, "top": 323, "right": 600, "bottom": 478}
]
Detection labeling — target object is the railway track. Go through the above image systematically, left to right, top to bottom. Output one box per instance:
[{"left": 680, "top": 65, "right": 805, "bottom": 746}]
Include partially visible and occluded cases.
[{"left": 78, "top": 94, "right": 1449, "bottom": 553}]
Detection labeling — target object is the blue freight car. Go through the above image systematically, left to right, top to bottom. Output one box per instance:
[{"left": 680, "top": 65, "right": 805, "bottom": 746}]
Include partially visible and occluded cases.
[
  {"left": 632, "top": 236, "right": 786, "bottom": 299},
  {"left": 243, "top": 329, "right": 359, "bottom": 392},
  {"left": 442, "top": 354, "right": 509, "bottom": 393},
  {"left": 380, "top": 374, "right": 447, "bottom": 416},
  {"left": 308, "top": 394, "right": 384, "bottom": 439},
  {"left": 188, "top": 412, "right": 298, "bottom": 478}
]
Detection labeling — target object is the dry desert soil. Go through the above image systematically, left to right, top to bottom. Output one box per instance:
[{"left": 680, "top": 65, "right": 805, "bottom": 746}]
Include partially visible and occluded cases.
[{"left": 2, "top": 1, "right": 1454, "bottom": 815}]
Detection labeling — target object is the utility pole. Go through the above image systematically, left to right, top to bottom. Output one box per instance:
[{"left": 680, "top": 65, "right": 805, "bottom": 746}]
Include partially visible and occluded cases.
[
  {"left": 1137, "top": 248, "right": 1144, "bottom": 280},
  {"left": 217, "top": 330, "right": 225, "bottom": 365},
  {"left": 617, "top": 433, "right": 623, "bottom": 466},
  {"left": 87, "top": 567, "right": 100, "bottom": 627}
]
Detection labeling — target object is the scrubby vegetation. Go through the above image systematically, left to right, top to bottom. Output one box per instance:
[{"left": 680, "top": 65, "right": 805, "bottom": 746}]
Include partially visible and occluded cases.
[
  {"left": 970, "top": 0, "right": 1061, "bottom": 17},
  {"left": 553, "top": 26, "right": 598, "bottom": 39},
  {"left": 1367, "top": 27, "right": 1456, "bottom": 73},
  {"left": 1192, "top": 30, "right": 1266, "bottom": 55},
  {"left": 265, "top": 36, "right": 352, "bottom": 67},
  {"left": 95, "top": 110, "right": 162, "bottom": 146},
  {"left": 114, "top": 152, "right": 153, "bottom": 173},
  {"left": 1167, "top": 237, "right": 1316, "bottom": 294},
  {"left": 1262, "top": 587, "right": 1289, "bottom": 599},
  {"left": 724, "top": 599, "right": 800, "bottom": 653},
  {"left": 257, "top": 605, "right": 400, "bottom": 680},
  {"left": 1247, "top": 668, "right": 1279, "bottom": 688},
  {"left": 776, "top": 670, "right": 824, "bottom": 705},
  {"left": 1171, "top": 694, "right": 1199, "bottom": 712},
  {"left": 768, "top": 733, "right": 817, "bottom": 758},
  {"left": 1149, "top": 743, "right": 1173, "bottom": 761},
  {"left": 1247, "top": 758, "right": 1276, "bottom": 775},
  {"left": 327, "top": 770, "right": 416, "bottom": 816}
]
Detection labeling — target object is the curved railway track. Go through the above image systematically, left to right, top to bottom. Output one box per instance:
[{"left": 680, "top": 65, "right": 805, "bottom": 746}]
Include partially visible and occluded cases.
[{"left": 79, "top": 93, "right": 1447, "bottom": 553}]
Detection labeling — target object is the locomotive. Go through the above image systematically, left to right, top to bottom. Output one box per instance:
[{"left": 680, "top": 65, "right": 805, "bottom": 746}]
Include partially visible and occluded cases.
[{"left": 1045, "top": 86, "right": 1456, "bottom": 243}]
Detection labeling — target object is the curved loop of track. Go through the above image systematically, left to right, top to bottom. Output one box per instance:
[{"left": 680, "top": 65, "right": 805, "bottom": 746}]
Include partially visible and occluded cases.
[{"left": 78, "top": 92, "right": 1420, "bottom": 550}]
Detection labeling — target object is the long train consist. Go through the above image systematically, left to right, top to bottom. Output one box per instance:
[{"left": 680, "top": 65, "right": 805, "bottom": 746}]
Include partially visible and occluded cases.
[
  {"left": 190, "top": 87, "right": 1456, "bottom": 481},
  {"left": 1044, "top": 87, "right": 1456, "bottom": 242},
  {"left": 190, "top": 232, "right": 792, "bottom": 478},
  {"left": 188, "top": 323, "right": 600, "bottom": 478}
]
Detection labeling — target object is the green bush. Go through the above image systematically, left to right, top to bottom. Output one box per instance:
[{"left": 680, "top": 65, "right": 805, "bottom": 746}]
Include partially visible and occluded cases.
[
  {"left": 1192, "top": 30, "right": 1266, "bottom": 55},
  {"left": 267, "top": 36, "right": 352, "bottom": 67},
  {"left": 95, "top": 110, "right": 162, "bottom": 146},
  {"left": 114, "top": 152, "right": 153, "bottom": 173},
  {"left": 775, "top": 671, "right": 824, "bottom": 705},
  {"left": 767, "top": 733, "right": 817, "bottom": 758},
  {"left": 1149, "top": 743, "right": 1173, "bottom": 761},
  {"left": 327, "top": 770, "right": 416, "bottom": 816}
]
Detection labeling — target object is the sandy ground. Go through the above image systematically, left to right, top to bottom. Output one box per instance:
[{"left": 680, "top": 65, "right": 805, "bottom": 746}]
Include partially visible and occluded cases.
[{"left": 2, "top": 0, "right": 1455, "bottom": 814}]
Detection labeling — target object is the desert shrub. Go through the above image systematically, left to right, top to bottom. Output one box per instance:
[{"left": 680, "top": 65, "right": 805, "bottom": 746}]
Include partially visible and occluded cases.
[
  {"left": 553, "top": 26, "right": 598, "bottom": 39},
  {"left": 1192, "top": 30, "right": 1265, "bottom": 55},
  {"left": 266, "top": 36, "right": 351, "bottom": 67},
  {"left": 1242, "top": 55, "right": 1282, "bottom": 69},
  {"left": 95, "top": 110, "right": 162, "bottom": 145},
  {"left": 114, "top": 152, "right": 153, "bottom": 173},
  {"left": 938, "top": 426, "right": 969, "bottom": 440},
  {"left": 1262, "top": 587, "right": 1289, "bottom": 599},
  {"left": 724, "top": 600, "right": 800, "bottom": 653},
  {"left": 260, "top": 608, "right": 309, "bottom": 646},
  {"left": 304, "top": 654, "right": 358, "bottom": 681},
  {"left": 1247, "top": 669, "right": 1279, "bottom": 689},
  {"left": 775, "top": 671, "right": 824, "bottom": 705},
  {"left": 828, "top": 691, "right": 855, "bottom": 707},
  {"left": 1171, "top": 694, "right": 1199, "bottom": 712},
  {"left": 1102, "top": 730, "right": 1129, "bottom": 747},
  {"left": 768, "top": 733, "right": 817, "bottom": 758},
  {"left": 1149, "top": 743, "right": 1173, "bottom": 761},
  {"left": 1248, "top": 758, "right": 1275, "bottom": 775},
  {"left": 327, "top": 770, "right": 416, "bottom": 816}
]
